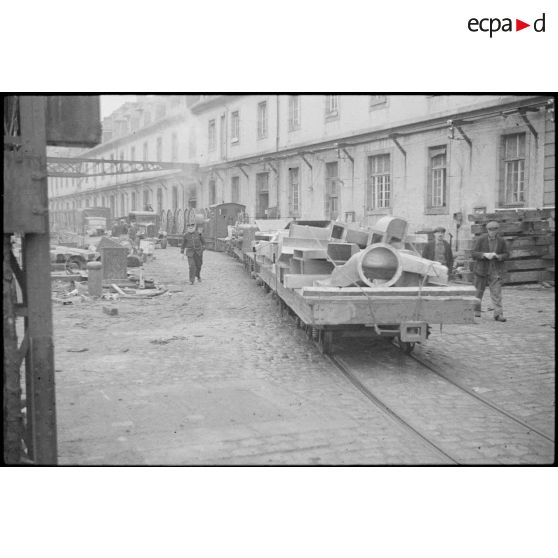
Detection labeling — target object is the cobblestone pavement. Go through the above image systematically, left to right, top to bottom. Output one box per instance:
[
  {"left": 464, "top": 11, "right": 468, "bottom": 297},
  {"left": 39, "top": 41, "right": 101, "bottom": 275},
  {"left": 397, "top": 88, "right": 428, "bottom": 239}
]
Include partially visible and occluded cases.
[{"left": 53, "top": 247, "right": 555, "bottom": 465}]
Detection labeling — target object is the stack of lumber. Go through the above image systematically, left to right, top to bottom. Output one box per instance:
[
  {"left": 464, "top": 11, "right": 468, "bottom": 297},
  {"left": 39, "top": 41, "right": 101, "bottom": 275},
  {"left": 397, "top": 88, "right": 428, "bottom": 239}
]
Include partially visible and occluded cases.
[{"left": 463, "top": 208, "right": 555, "bottom": 284}]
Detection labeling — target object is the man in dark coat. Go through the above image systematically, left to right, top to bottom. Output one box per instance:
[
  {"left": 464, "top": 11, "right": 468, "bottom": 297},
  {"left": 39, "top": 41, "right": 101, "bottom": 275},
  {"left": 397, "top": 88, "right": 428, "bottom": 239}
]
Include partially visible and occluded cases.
[
  {"left": 471, "top": 220, "right": 509, "bottom": 322},
  {"left": 181, "top": 224, "right": 205, "bottom": 284},
  {"left": 422, "top": 226, "right": 454, "bottom": 274}
]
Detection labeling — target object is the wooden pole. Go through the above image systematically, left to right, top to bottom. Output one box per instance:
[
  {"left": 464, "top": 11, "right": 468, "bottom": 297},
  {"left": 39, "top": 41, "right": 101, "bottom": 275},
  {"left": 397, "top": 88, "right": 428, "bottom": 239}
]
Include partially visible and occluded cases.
[{"left": 19, "top": 96, "right": 58, "bottom": 464}]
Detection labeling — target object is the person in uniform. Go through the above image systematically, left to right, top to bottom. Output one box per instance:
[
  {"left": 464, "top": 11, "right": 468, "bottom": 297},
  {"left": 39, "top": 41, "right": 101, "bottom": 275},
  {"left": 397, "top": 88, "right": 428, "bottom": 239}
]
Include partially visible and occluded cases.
[
  {"left": 471, "top": 220, "right": 509, "bottom": 322},
  {"left": 181, "top": 224, "right": 205, "bottom": 285},
  {"left": 422, "top": 226, "right": 454, "bottom": 273}
]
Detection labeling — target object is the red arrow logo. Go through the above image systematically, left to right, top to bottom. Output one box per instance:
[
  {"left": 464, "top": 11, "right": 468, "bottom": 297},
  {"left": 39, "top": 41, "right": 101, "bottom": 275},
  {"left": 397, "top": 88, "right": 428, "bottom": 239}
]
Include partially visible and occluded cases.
[{"left": 516, "top": 19, "right": 530, "bottom": 31}]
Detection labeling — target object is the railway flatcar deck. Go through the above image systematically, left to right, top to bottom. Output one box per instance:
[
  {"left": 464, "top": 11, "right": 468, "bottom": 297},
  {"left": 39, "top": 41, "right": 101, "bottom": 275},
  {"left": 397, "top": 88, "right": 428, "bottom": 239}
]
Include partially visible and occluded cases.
[{"left": 256, "top": 261, "right": 478, "bottom": 353}]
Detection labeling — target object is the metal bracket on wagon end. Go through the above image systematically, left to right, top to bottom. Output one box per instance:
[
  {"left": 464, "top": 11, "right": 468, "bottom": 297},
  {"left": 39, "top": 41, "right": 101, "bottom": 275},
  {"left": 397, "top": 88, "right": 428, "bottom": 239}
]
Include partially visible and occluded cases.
[{"left": 399, "top": 322, "right": 429, "bottom": 343}]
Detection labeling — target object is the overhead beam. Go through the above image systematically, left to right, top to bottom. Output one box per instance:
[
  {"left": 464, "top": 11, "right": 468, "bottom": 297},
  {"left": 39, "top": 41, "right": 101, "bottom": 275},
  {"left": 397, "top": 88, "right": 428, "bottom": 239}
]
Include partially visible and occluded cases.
[{"left": 46, "top": 157, "right": 197, "bottom": 178}]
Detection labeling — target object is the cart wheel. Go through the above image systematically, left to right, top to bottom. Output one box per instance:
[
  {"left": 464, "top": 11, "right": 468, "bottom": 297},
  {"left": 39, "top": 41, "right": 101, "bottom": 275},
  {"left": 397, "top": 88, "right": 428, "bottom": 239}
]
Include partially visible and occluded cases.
[
  {"left": 66, "top": 258, "right": 83, "bottom": 273},
  {"left": 398, "top": 340, "right": 415, "bottom": 353}
]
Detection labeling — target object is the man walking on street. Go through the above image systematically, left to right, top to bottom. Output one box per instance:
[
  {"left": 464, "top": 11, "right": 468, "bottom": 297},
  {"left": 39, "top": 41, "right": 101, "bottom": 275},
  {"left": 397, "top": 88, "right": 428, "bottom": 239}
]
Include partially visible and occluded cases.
[
  {"left": 472, "top": 220, "right": 509, "bottom": 322},
  {"left": 181, "top": 224, "right": 205, "bottom": 285},
  {"left": 422, "top": 226, "right": 454, "bottom": 275}
]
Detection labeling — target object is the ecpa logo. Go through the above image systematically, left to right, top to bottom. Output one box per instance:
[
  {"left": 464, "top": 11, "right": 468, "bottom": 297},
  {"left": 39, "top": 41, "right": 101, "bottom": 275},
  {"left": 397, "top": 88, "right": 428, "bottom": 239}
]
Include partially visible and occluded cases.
[{"left": 468, "top": 13, "right": 546, "bottom": 37}]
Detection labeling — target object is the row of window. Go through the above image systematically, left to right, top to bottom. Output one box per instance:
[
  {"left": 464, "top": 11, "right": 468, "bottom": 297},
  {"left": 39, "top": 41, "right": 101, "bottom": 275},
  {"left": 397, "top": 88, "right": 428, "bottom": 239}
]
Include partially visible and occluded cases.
[
  {"left": 207, "top": 95, "right": 388, "bottom": 150},
  {"left": 52, "top": 132, "right": 528, "bottom": 214},
  {"left": 206, "top": 132, "right": 527, "bottom": 216}
]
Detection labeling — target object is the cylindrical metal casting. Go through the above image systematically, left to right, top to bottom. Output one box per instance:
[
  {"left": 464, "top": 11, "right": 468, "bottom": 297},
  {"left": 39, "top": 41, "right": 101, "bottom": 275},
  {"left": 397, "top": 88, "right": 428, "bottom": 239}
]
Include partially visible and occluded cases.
[{"left": 87, "top": 261, "right": 103, "bottom": 297}]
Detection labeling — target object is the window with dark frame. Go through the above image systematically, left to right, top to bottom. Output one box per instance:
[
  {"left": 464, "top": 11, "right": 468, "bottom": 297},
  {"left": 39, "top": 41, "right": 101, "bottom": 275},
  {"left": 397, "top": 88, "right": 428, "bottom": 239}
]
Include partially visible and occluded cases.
[
  {"left": 325, "top": 95, "right": 339, "bottom": 118},
  {"left": 369, "top": 95, "right": 387, "bottom": 107},
  {"left": 288, "top": 96, "right": 300, "bottom": 131},
  {"left": 257, "top": 102, "right": 268, "bottom": 139},
  {"left": 231, "top": 111, "right": 240, "bottom": 143},
  {"left": 208, "top": 119, "right": 216, "bottom": 151},
  {"left": 171, "top": 132, "right": 178, "bottom": 162},
  {"left": 503, "top": 133, "right": 526, "bottom": 205},
  {"left": 143, "top": 142, "right": 148, "bottom": 161},
  {"left": 427, "top": 146, "right": 447, "bottom": 209},
  {"left": 367, "top": 154, "right": 391, "bottom": 209},
  {"left": 325, "top": 162, "right": 339, "bottom": 219},
  {"left": 288, "top": 167, "right": 300, "bottom": 217},
  {"left": 256, "top": 172, "right": 269, "bottom": 219},
  {"left": 231, "top": 176, "right": 240, "bottom": 203},
  {"left": 209, "top": 180, "right": 216, "bottom": 205}
]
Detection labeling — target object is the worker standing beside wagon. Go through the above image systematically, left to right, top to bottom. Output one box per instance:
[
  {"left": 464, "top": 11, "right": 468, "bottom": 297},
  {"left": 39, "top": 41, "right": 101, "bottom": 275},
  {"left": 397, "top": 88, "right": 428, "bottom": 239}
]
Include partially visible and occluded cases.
[
  {"left": 471, "top": 221, "right": 509, "bottom": 322},
  {"left": 181, "top": 224, "right": 205, "bottom": 285},
  {"left": 422, "top": 226, "right": 454, "bottom": 274}
]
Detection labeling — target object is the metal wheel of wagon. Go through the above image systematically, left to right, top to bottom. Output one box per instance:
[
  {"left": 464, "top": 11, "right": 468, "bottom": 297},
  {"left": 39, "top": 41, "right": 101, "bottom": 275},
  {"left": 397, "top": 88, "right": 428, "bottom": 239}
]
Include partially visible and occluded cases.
[
  {"left": 176, "top": 208, "right": 185, "bottom": 234},
  {"left": 65, "top": 256, "right": 84, "bottom": 273},
  {"left": 395, "top": 337, "right": 416, "bottom": 353}
]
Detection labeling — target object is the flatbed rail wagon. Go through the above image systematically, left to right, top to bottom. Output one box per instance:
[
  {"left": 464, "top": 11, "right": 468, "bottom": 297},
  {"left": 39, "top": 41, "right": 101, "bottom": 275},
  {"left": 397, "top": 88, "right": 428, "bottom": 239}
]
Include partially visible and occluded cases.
[
  {"left": 234, "top": 216, "right": 478, "bottom": 354},
  {"left": 255, "top": 260, "right": 477, "bottom": 354}
]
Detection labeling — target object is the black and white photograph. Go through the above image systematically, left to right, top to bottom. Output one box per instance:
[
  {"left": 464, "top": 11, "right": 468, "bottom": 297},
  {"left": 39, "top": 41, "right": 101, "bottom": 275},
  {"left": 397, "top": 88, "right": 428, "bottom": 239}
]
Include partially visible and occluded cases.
[
  {"left": 2, "top": 2, "right": 557, "bottom": 557},
  {"left": 4, "top": 93, "right": 555, "bottom": 466}
]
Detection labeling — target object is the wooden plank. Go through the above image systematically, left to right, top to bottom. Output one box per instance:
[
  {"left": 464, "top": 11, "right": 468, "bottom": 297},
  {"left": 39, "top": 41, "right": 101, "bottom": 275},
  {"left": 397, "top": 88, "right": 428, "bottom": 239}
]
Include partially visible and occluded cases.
[
  {"left": 471, "top": 222, "right": 528, "bottom": 235},
  {"left": 534, "top": 236, "right": 554, "bottom": 245},
  {"left": 508, "top": 237, "right": 536, "bottom": 248},
  {"left": 509, "top": 246, "right": 549, "bottom": 259},
  {"left": 504, "top": 259, "right": 547, "bottom": 271},
  {"left": 503, "top": 270, "right": 543, "bottom": 283},
  {"left": 283, "top": 274, "right": 331, "bottom": 289},
  {"left": 301, "top": 285, "right": 477, "bottom": 297},
  {"left": 311, "top": 297, "right": 477, "bottom": 325}
]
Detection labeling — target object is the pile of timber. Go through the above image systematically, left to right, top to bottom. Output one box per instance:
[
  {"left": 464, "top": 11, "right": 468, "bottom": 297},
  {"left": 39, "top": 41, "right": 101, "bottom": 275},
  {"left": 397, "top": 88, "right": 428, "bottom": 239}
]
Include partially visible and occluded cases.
[{"left": 462, "top": 208, "right": 555, "bottom": 285}]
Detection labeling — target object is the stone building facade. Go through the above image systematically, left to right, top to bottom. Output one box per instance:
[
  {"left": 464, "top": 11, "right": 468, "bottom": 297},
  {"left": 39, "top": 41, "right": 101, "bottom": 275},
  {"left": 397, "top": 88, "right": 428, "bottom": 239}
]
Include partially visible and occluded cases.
[
  {"left": 49, "top": 94, "right": 555, "bottom": 240},
  {"left": 192, "top": 94, "right": 555, "bottom": 239},
  {"left": 48, "top": 95, "right": 199, "bottom": 217}
]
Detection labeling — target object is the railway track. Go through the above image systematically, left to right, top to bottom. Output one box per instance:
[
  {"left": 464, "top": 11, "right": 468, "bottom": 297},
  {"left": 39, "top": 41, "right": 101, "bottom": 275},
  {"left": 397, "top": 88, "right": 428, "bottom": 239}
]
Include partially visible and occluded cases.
[
  {"left": 251, "top": 260, "right": 554, "bottom": 464},
  {"left": 315, "top": 336, "right": 554, "bottom": 464},
  {"left": 402, "top": 347, "right": 555, "bottom": 444},
  {"left": 326, "top": 351, "right": 459, "bottom": 464}
]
